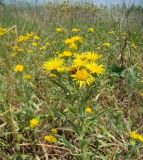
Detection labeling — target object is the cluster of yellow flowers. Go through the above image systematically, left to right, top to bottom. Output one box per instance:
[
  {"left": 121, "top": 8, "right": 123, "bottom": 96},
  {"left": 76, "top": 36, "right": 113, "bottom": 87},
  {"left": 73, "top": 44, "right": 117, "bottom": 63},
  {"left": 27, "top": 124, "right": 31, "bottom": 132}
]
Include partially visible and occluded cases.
[
  {"left": 56, "top": 27, "right": 94, "bottom": 34},
  {"left": 10, "top": 31, "right": 51, "bottom": 57},
  {"left": 17, "top": 32, "right": 39, "bottom": 43},
  {"left": 64, "top": 36, "right": 83, "bottom": 50},
  {"left": 42, "top": 49, "right": 105, "bottom": 87},
  {"left": 14, "top": 64, "right": 32, "bottom": 80},
  {"left": 29, "top": 119, "right": 57, "bottom": 143},
  {"left": 44, "top": 128, "right": 57, "bottom": 143},
  {"left": 130, "top": 131, "right": 143, "bottom": 142},
  {"left": 44, "top": 134, "right": 57, "bottom": 143}
]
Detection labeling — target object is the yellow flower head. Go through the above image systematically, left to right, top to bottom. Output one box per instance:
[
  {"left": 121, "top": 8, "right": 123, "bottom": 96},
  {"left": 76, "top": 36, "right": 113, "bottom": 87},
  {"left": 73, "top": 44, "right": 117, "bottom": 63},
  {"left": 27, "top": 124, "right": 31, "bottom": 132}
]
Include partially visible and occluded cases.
[
  {"left": 0, "top": 27, "right": 7, "bottom": 36},
  {"left": 56, "top": 27, "right": 63, "bottom": 33},
  {"left": 72, "top": 28, "right": 80, "bottom": 32},
  {"left": 88, "top": 28, "right": 94, "bottom": 33},
  {"left": 108, "top": 31, "right": 114, "bottom": 34},
  {"left": 26, "top": 32, "right": 35, "bottom": 38},
  {"left": 17, "top": 35, "right": 29, "bottom": 43},
  {"left": 33, "top": 35, "right": 40, "bottom": 40},
  {"left": 64, "top": 36, "right": 83, "bottom": 45},
  {"left": 71, "top": 36, "right": 83, "bottom": 42},
  {"left": 64, "top": 38, "right": 74, "bottom": 44},
  {"left": 32, "top": 42, "right": 38, "bottom": 47},
  {"left": 102, "top": 42, "right": 111, "bottom": 47},
  {"left": 69, "top": 43, "right": 78, "bottom": 50},
  {"left": 131, "top": 43, "right": 137, "bottom": 49},
  {"left": 11, "top": 46, "right": 24, "bottom": 53},
  {"left": 40, "top": 46, "right": 47, "bottom": 51},
  {"left": 27, "top": 49, "right": 33, "bottom": 54},
  {"left": 59, "top": 51, "right": 72, "bottom": 58},
  {"left": 82, "top": 52, "right": 102, "bottom": 61},
  {"left": 42, "top": 58, "right": 65, "bottom": 72},
  {"left": 72, "top": 58, "right": 87, "bottom": 69},
  {"left": 85, "top": 62, "right": 105, "bottom": 74},
  {"left": 14, "top": 64, "right": 24, "bottom": 72},
  {"left": 71, "top": 69, "right": 95, "bottom": 87},
  {"left": 49, "top": 73, "right": 57, "bottom": 78},
  {"left": 23, "top": 74, "right": 32, "bottom": 80},
  {"left": 140, "top": 92, "right": 143, "bottom": 97},
  {"left": 85, "top": 106, "right": 92, "bottom": 113},
  {"left": 29, "top": 118, "right": 39, "bottom": 128},
  {"left": 51, "top": 128, "right": 57, "bottom": 134},
  {"left": 130, "top": 131, "right": 143, "bottom": 142},
  {"left": 130, "top": 131, "right": 138, "bottom": 139},
  {"left": 44, "top": 135, "right": 57, "bottom": 143},
  {"left": 138, "top": 135, "right": 143, "bottom": 142},
  {"left": 130, "top": 140, "right": 136, "bottom": 146}
]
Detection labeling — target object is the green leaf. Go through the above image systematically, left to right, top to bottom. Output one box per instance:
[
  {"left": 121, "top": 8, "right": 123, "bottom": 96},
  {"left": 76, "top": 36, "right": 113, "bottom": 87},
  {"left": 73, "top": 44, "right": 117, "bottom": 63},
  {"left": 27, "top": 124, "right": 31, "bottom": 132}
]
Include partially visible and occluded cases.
[
  {"left": 109, "top": 64, "right": 125, "bottom": 75},
  {"left": 88, "top": 109, "right": 110, "bottom": 122},
  {"left": 61, "top": 135, "right": 74, "bottom": 150}
]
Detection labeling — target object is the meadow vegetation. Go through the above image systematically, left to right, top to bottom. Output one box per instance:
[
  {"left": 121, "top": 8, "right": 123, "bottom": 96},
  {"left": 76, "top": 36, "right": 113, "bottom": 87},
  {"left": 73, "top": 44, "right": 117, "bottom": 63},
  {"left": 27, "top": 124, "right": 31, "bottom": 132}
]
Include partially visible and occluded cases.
[{"left": 0, "top": 1, "right": 143, "bottom": 159}]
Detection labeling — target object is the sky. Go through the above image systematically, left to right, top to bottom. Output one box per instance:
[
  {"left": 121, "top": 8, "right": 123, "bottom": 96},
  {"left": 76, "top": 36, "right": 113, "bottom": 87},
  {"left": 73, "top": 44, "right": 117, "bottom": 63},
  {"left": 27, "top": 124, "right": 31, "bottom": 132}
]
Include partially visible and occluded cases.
[{"left": 4, "top": 0, "right": 142, "bottom": 5}]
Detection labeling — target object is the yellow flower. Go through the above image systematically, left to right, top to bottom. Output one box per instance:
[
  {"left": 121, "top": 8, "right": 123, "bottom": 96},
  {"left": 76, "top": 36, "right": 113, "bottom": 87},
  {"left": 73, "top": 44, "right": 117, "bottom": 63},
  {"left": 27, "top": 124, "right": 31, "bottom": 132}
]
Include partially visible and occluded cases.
[
  {"left": 0, "top": 27, "right": 7, "bottom": 36},
  {"left": 56, "top": 27, "right": 63, "bottom": 33},
  {"left": 72, "top": 28, "right": 80, "bottom": 32},
  {"left": 88, "top": 28, "right": 94, "bottom": 33},
  {"left": 108, "top": 31, "right": 114, "bottom": 34},
  {"left": 26, "top": 32, "right": 35, "bottom": 38},
  {"left": 17, "top": 35, "right": 29, "bottom": 43},
  {"left": 33, "top": 35, "right": 40, "bottom": 40},
  {"left": 64, "top": 36, "right": 83, "bottom": 45},
  {"left": 71, "top": 36, "right": 83, "bottom": 42},
  {"left": 64, "top": 38, "right": 74, "bottom": 44},
  {"left": 32, "top": 42, "right": 38, "bottom": 47},
  {"left": 45, "top": 42, "right": 50, "bottom": 46},
  {"left": 102, "top": 42, "right": 111, "bottom": 47},
  {"left": 69, "top": 43, "right": 78, "bottom": 50},
  {"left": 131, "top": 43, "right": 137, "bottom": 49},
  {"left": 12, "top": 46, "right": 24, "bottom": 53},
  {"left": 40, "top": 46, "right": 47, "bottom": 51},
  {"left": 97, "top": 47, "right": 100, "bottom": 50},
  {"left": 27, "top": 49, "right": 33, "bottom": 54},
  {"left": 59, "top": 51, "right": 72, "bottom": 58},
  {"left": 82, "top": 52, "right": 102, "bottom": 61},
  {"left": 42, "top": 58, "right": 65, "bottom": 72},
  {"left": 72, "top": 58, "right": 87, "bottom": 69},
  {"left": 85, "top": 62, "right": 105, "bottom": 74},
  {"left": 14, "top": 64, "right": 24, "bottom": 72},
  {"left": 71, "top": 69, "right": 95, "bottom": 87},
  {"left": 49, "top": 73, "right": 57, "bottom": 78},
  {"left": 23, "top": 74, "right": 32, "bottom": 80},
  {"left": 85, "top": 107, "right": 92, "bottom": 113},
  {"left": 29, "top": 118, "right": 39, "bottom": 128},
  {"left": 51, "top": 128, "right": 57, "bottom": 134},
  {"left": 130, "top": 131, "right": 143, "bottom": 142},
  {"left": 130, "top": 131, "right": 138, "bottom": 139},
  {"left": 44, "top": 135, "right": 57, "bottom": 143},
  {"left": 138, "top": 135, "right": 143, "bottom": 142},
  {"left": 130, "top": 140, "right": 136, "bottom": 146}
]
